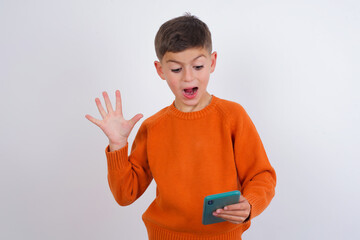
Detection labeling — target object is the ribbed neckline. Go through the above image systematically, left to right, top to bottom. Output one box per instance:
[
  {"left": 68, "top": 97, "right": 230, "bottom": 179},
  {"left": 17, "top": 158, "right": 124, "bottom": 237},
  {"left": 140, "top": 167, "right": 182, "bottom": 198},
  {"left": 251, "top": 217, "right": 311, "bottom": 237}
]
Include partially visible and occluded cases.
[{"left": 167, "top": 95, "right": 219, "bottom": 120}]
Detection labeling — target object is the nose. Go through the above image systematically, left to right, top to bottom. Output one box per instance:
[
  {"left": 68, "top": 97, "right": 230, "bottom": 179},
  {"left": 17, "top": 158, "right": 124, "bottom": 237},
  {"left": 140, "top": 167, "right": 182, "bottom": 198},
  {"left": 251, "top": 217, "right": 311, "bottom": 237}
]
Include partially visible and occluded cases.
[{"left": 183, "top": 67, "right": 194, "bottom": 82}]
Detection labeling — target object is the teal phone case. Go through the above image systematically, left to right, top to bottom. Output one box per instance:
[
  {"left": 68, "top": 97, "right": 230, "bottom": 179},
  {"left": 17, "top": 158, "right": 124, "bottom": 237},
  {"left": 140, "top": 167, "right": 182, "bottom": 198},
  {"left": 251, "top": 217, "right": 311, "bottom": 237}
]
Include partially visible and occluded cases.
[{"left": 202, "top": 190, "right": 241, "bottom": 225}]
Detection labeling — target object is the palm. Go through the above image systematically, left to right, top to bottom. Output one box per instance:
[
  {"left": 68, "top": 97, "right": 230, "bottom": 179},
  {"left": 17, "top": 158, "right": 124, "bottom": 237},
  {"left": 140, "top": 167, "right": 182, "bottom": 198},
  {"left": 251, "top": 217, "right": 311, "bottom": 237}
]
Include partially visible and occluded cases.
[{"left": 86, "top": 90, "right": 143, "bottom": 147}]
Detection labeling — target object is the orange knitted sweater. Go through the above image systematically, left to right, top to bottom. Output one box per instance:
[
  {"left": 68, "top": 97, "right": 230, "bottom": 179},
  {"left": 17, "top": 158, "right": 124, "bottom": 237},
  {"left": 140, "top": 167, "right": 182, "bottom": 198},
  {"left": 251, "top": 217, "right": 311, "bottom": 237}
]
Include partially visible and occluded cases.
[{"left": 105, "top": 96, "right": 276, "bottom": 240}]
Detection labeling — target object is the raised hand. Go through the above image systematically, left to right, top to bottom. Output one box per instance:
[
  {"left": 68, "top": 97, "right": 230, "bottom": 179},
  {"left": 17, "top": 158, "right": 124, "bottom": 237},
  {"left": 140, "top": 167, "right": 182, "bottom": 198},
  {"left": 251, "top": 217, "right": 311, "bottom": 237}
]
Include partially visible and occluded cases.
[{"left": 85, "top": 90, "right": 143, "bottom": 151}]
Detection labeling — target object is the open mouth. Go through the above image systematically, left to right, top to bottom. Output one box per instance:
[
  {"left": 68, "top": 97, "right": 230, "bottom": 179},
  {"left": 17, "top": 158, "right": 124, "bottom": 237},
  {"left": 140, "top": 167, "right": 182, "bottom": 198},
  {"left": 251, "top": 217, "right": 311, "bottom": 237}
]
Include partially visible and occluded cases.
[{"left": 183, "top": 87, "right": 198, "bottom": 97}]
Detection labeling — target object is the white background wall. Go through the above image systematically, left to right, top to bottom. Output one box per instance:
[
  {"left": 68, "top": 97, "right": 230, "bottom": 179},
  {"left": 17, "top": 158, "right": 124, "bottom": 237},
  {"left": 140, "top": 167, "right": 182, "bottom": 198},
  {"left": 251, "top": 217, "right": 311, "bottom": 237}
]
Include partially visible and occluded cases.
[{"left": 1, "top": 0, "right": 359, "bottom": 239}]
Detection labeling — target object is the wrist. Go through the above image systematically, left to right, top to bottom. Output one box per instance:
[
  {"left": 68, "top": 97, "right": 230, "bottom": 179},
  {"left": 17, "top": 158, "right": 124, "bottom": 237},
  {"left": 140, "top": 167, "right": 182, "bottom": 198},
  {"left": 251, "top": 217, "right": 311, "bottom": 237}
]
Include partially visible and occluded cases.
[{"left": 109, "top": 140, "right": 127, "bottom": 152}]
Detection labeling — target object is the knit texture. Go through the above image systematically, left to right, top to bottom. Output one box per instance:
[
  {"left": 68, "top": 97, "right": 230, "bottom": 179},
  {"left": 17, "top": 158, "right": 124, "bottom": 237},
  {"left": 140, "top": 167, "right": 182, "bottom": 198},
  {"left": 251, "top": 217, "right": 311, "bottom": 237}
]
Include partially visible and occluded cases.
[{"left": 105, "top": 96, "right": 276, "bottom": 239}]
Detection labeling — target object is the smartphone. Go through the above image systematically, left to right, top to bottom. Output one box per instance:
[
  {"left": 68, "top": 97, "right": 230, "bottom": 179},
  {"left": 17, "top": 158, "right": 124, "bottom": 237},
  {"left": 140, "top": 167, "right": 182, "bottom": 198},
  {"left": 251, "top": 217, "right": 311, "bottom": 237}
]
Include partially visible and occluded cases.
[{"left": 202, "top": 190, "right": 241, "bottom": 225}]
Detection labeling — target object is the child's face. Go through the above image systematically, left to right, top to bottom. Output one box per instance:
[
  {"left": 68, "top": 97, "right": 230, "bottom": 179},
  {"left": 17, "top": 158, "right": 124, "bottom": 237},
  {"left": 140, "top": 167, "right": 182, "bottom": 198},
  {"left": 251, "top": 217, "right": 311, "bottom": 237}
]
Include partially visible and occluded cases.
[{"left": 154, "top": 47, "right": 217, "bottom": 112}]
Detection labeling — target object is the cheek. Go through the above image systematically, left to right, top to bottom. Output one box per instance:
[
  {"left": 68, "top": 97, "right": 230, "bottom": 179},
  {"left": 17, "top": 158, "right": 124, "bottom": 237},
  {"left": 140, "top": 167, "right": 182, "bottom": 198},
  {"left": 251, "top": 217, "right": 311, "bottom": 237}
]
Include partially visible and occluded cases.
[
  {"left": 198, "top": 71, "right": 210, "bottom": 83},
  {"left": 166, "top": 78, "right": 180, "bottom": 91}
]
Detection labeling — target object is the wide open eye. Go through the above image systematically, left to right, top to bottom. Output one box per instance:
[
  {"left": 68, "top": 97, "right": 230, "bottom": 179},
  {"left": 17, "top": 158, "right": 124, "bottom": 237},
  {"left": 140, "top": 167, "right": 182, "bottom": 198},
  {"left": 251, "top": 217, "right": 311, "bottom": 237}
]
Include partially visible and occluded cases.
[{"left": 171, "top": 68, "right": 182, "bottom": 73}]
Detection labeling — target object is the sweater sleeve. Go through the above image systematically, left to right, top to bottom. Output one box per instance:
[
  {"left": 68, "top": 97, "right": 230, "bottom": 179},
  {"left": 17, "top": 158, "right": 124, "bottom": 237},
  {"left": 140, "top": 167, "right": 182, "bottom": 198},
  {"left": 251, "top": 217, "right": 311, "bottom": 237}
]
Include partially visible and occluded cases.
[
  {"left": 232, "top": 106, "right": 276, "bottom": 219},
  {"left": 105, "top": 122, "right": 153, "bottom": 206}
]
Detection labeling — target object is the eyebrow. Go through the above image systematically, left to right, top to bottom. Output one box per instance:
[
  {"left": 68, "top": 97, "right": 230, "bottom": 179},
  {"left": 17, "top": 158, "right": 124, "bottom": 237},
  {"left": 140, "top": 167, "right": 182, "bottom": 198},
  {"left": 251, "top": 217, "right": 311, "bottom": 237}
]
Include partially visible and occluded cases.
[{"left": 166, "top": 54, "right": 206, "bottom": 64}]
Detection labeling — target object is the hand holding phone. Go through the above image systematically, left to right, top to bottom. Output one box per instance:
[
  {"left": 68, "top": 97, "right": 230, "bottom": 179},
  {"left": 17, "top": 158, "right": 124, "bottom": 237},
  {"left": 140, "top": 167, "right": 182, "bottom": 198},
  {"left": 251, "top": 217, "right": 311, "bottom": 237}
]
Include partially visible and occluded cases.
[{"left": 202, "top": 190, "right": 241, "bottom": 225}]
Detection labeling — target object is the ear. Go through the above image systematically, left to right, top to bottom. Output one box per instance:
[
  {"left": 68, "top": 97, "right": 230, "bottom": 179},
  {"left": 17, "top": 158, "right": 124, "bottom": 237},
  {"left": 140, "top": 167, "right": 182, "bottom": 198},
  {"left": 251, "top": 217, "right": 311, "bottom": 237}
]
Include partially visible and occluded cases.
[
  {"left": 210, "top": 51, "right": 217, "bottom": 73},
  {"left": 154, "top": 61, "right": 166, "bottom": 80}
]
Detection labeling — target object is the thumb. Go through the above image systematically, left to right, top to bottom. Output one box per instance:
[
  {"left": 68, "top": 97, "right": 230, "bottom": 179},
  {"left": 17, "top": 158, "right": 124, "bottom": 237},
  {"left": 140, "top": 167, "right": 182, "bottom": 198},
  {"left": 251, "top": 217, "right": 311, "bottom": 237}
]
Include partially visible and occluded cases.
[{"left": 129, "top": 113, "right": 143, "bottom": 127}]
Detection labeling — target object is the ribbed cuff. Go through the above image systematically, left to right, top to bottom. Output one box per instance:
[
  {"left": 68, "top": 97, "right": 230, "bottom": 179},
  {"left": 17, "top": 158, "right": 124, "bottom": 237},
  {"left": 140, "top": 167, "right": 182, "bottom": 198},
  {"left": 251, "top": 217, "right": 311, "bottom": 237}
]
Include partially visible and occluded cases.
[{"left": 105, "top": 144, "right": 129, "bottom": 170}]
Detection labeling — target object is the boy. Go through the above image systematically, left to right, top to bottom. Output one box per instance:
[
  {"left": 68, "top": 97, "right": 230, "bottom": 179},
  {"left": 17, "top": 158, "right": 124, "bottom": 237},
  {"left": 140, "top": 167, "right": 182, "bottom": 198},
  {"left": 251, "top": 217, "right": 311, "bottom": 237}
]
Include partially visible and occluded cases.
[{"left": 86, "top": 14, "right": 276, "bottom": 239}]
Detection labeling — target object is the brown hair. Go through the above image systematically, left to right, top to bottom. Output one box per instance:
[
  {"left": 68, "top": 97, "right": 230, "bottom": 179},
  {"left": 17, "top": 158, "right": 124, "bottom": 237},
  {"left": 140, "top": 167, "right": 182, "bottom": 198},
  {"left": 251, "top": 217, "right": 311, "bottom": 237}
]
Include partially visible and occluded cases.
[{"left": 154, "top": 13, "right": 212, "bottom": 61}]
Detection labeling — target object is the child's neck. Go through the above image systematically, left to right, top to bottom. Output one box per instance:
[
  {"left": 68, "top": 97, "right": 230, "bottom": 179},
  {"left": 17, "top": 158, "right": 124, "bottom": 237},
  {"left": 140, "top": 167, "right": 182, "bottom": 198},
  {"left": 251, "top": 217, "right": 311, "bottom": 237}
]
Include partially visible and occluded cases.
[{"left": 174, "top": 92, "right": 212, "bottom": 112}]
